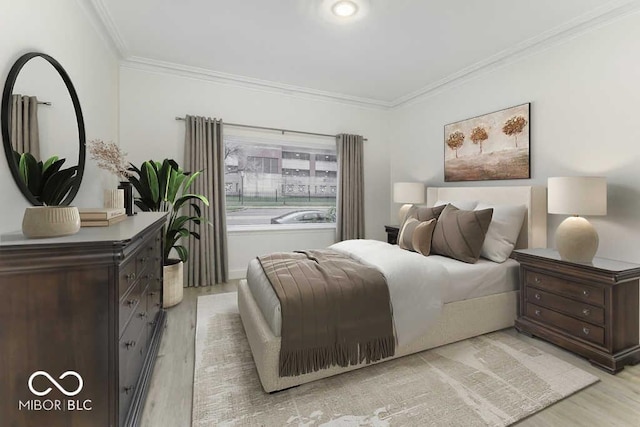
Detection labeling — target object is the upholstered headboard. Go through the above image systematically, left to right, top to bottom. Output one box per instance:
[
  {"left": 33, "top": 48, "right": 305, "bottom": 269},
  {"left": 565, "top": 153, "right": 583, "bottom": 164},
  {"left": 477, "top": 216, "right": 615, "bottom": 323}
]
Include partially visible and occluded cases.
[{"left": 426, "top": 186, "right": 547, "bottom": 249}]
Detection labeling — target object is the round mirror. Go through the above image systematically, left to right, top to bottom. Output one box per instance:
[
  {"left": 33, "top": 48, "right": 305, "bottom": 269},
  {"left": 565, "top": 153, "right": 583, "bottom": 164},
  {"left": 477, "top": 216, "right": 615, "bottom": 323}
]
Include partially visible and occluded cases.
[{"left": 1, "top": 52, "right": 85, "bottom": 205}]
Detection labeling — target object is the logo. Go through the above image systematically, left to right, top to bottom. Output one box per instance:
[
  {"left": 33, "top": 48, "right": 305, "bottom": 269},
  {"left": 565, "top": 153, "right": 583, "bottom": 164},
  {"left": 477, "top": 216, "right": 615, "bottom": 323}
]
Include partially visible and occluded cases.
[
  {"left": 19, "top": 370, "right": 92, "bottom": 412},
  {"left": 28, "top": 371, "right": 83, "bottom": 397}
]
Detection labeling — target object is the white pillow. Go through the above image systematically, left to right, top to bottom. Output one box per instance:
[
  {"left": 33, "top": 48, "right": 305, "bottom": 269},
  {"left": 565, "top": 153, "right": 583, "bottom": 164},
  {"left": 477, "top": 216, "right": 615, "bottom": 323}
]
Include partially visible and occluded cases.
[
  {"left": 435, "top": 199, "right": 478, "bottom": 211},
  {"left": 475, "top": 202, "right": 527, "bottom": 263}
]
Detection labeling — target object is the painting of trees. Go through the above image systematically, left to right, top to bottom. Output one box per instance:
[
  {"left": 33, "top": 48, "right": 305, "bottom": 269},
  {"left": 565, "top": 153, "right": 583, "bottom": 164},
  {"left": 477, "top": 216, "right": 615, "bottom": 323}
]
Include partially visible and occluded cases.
[
  {"left": 444, "top": 103, "right": 530, "bottom": 182},
  {"left": 502, "top": 115, "right": 528, "bottom": 148},
  {"left": 470, "top": 126, "right": 489, "bottom": 154},
  {"left": 446, "top": 131, "right": 465, "bottom": 158}
]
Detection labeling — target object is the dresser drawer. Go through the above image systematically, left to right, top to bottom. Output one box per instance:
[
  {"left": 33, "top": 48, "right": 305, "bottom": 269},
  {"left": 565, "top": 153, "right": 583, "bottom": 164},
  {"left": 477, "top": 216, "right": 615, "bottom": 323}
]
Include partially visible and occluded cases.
[
  {"left": 118, "top": 259, "right": 137, "bottom": 297},
  {"left": 525, "top": 270, "right": 604, "bottom": 306},
  {"left": 119, "top": 279, "right": 144, "bottom": 337},
  {"left": 526, "top": 287, "right": 605, "bottom": 325},
  {"left": 525, "top": 302, "right": 605, "bottom": 346},
  {"left": 118, "top": 320, "right": 148, "bottom": 424}
]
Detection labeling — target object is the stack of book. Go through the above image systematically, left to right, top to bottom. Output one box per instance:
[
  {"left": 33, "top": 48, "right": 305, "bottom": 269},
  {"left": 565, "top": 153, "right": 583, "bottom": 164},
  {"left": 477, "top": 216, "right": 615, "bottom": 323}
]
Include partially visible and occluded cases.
[{"left": 79, "top": 208, "right": 127, "bottom": 227}]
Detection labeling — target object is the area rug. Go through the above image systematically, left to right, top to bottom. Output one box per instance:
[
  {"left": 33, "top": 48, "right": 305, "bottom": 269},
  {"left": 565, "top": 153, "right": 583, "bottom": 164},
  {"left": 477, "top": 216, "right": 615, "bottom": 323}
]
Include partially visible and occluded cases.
[{"left": 192, "top": 292, "right": 598, "bottom": 426}]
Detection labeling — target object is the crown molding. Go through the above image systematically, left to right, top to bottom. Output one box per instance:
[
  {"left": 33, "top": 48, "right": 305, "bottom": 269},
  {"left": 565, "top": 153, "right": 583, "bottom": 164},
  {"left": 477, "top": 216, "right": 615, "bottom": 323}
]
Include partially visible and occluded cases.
[
  {"left": 86, "top": 0, "right": 130, "bottom": 58},
  {"left": 89, "top": 0, "right": 640, "bottom": 109},
  {"left": 391, "top": 0, "right": 640, "bottom": 108},
  {"left": 120, "top": 57, "right": 392, "bottom": 109}
]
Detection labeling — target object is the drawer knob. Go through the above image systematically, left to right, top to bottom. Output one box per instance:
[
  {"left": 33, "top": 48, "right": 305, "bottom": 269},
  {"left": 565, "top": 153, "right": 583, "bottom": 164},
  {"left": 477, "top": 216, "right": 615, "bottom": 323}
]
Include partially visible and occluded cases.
[
  {"left": 126, "top": 273, "right": 135, "bottom": 280},
  {"left": 534, "top": 276, "right": 541, "bottom": 284},
  {"left": 582, "top": 289, "right": 590, "bottom": 297},
  {"left": 149, "top": 291, "right": 157, "bottom": 297},
  {"left": 534, "top": 293, "right": 541, "bottom": 300},
  {"left": 126, "top": 298, "right": 138, "bottom": 307},
  {"left": 582, "top": 308, "right": 590, "bottom": 316},
  {"left": 534, "top": 309, "right": 541, "bottom": 316},
  {"left": 138, "top": 311, "right": 148, "bottom": 319},
  {"left": 582, "top": 327, "right": 590, "bottom": 335},
  {"left": 125, "top": 340, "right": 136, "bottom": 349},
  {"left": 123, "top": 385, "right": 135, "bottom": 395}
]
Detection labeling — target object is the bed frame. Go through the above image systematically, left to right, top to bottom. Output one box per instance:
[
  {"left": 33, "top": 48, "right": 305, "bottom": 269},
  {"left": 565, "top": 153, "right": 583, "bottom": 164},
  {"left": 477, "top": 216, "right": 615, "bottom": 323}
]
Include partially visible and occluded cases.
[{"left": 238, "top": 185, "right": 547, "bottom": 392}]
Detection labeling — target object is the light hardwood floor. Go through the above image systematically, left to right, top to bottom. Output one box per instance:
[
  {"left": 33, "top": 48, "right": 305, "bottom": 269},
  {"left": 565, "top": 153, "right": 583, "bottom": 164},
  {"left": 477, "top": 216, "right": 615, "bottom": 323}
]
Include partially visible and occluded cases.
[{"left": 141, "top": 284, "right": 640, "bottom": 426}]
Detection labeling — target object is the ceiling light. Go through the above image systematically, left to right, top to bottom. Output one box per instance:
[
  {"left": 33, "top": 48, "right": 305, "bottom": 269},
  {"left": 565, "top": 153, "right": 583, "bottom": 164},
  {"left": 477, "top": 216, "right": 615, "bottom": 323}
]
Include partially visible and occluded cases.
[{"left": 332, "top": 1, "right": 358, "bottom": 17}]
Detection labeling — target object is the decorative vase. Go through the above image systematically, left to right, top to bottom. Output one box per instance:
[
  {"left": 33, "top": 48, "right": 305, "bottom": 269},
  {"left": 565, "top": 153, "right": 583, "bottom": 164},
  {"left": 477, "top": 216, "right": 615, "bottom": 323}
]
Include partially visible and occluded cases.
[
  {"left": 118, "top": 181, "right": 135, "bottom": 216},
  {"left": 103, "top": 189, "right": 125, "bottom": 209},
  {"left": 22, "top": 206, "right": 81, "bottom": 238},
  {"left": 163, "top": 260, "right": 184, "bottom": 308}
]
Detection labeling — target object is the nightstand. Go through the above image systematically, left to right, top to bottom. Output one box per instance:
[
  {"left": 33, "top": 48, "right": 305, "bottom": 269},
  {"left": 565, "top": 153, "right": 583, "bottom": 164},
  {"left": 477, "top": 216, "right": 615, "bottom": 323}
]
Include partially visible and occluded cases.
[
  {"left": 384, "top": 225, "right": 400, "bottom": 244},
  {"left": 512, "top": 248, "right": 640, "bottom": 373}
]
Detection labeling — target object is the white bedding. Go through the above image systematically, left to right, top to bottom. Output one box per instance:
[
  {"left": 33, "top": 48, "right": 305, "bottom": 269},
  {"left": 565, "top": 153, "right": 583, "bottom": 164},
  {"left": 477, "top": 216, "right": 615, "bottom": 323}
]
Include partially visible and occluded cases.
[{"left": 246, "top": 240, "right": 519, "bottom": 346}]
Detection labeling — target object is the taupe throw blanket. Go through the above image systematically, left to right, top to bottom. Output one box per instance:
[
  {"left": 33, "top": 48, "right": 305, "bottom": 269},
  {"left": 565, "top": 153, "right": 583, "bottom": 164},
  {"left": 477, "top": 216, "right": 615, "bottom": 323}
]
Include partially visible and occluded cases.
[{"left": 258, "top": 249, "right": 395, "bottom": 377}]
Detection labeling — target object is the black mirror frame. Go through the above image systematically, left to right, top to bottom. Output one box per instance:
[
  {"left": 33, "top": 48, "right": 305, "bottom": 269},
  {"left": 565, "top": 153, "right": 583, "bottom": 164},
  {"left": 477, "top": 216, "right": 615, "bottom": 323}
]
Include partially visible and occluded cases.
[{"left": 1, "top": 52, "right": 86, "bottom": 206}]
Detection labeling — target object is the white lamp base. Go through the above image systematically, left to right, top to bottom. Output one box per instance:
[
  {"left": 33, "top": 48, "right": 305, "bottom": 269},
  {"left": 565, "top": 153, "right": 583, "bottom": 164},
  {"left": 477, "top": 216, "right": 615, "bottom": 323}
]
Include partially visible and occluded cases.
[
  {"left": 398, "top": 204, "right": 413, "bottom": 223},
  {"left": 555, "top": 216, "right": 599, "bottom": 263}
]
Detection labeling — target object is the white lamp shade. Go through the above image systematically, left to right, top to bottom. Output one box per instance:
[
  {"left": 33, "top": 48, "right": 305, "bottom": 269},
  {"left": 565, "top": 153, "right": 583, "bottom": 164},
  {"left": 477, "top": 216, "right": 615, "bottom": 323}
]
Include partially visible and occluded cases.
[
  {"left": 548, "top": 177, "right": 607, "bottom": 216},
  {"left": 393, "top": 182, "right": 425, "bottom": 204}
]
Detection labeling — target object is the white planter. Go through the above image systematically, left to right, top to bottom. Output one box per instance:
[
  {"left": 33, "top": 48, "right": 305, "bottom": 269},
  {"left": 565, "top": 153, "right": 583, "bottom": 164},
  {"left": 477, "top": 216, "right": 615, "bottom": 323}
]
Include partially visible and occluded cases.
[
  {"left": 22, "top": 206, "right": 81, "bottom": 238},
  {"left": 163, "top": 260, "right": 184, "bottom": 308}
]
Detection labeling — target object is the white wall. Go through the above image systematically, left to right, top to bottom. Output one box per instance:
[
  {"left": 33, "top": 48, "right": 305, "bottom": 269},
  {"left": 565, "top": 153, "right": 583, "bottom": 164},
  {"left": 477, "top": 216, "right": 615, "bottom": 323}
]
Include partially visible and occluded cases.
[
  {"left": 0, "top": 0, "right": 119, "bottom": 233},
  {"left": 390, "top": 11, "right": 640, "bottom": 263},
  {"left": 118, "top": 66, "right": 389, "bottom": 277}
]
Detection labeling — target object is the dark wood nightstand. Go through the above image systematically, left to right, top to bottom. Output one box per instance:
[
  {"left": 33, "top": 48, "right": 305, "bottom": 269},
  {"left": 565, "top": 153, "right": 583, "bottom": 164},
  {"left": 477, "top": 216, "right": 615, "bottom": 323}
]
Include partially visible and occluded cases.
[
  {"left": 384, "top": 225, "right": 400, "bottom": 244},
  {"left": 512, "top": 248, "right": 640, "bottom": 373}
]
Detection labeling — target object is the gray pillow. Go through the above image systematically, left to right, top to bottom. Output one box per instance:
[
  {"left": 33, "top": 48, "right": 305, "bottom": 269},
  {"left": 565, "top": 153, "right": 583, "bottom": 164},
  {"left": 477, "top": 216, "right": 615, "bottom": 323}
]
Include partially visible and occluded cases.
[{"left": 431, "top": 204, "right": 493, "bottom": 263}]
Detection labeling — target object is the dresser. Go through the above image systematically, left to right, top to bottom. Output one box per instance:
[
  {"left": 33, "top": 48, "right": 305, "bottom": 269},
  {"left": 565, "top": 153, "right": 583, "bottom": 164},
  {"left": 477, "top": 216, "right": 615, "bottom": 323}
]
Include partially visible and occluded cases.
[
  {"left": 0, "top": 212, "right": 167, "bottom": 427},
  {"left": 513, "top": 248, "right": 640, "bottom": 373}
]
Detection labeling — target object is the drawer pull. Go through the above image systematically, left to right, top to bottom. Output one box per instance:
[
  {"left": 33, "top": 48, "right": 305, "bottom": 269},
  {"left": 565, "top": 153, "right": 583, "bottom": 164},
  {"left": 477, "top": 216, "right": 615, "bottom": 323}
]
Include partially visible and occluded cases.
[
  {"left": 140, "top": 257, "right": 148, "bottom": 263},
  {"left": 126, "top": 273, "right": 135, "bottom": 280},
  {"left": 534, "top": 276, "right": 541, "bottom": 284},
  {"left": 582, "top": 289, "right": 590, "bottom": 297},
  {"left": 149, "top": 291, "right": 157, "bottom": 297},
  {"left": 534, "top": 293, "right": 541, "bottom": 300},
  {"left": 126, "top": 298, "right": 138, "bottom": 307},
  {"left": 582, "top": 308, "right": 590, "bottom": 316},
  {"left": 534, "top": 309, "right": 541, "bottom": 316},
  {"left": 138, "top": 312, "right": 148, "bottom": 319},
  {"left": 149, "top": 320, "right": 156, "bottom": 327},
  {"left": 582, "top": 327, "right": 590, "bottom": 335},
  {"left": 124, "top": 340, "right": 136, "bottom": 349},
  {"left": 123, "top": 385, "right": 135, "bottom": 395}
]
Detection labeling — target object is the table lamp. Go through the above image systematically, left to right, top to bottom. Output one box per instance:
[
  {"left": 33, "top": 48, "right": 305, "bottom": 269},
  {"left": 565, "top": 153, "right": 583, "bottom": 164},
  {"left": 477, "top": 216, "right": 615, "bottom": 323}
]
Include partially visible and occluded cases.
[
  {"left": 548, "top": 176, "right": 607, "bottom": 263},
  {"left": 393, "top": 182, "right": 425, "bottom": 222}
]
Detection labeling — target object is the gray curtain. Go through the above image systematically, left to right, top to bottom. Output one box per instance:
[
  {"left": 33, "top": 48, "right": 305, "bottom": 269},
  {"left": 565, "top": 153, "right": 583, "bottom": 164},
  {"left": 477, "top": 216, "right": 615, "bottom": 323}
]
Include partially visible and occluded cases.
[
  {"left": 10, "top": 95, "right": 40, "bottom": 159},
  {"left": 184, "top": 115, "right": 228, "bottom": 285},
  {"left": 336, "top": 133, "right": 365, "bottom": 241}
]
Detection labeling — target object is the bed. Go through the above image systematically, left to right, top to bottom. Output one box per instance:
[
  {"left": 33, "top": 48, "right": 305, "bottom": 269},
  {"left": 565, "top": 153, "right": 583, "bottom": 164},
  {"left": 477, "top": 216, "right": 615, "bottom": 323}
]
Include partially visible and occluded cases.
[{"left": 238, "top": 185, "right": 547, "bottom": 392}]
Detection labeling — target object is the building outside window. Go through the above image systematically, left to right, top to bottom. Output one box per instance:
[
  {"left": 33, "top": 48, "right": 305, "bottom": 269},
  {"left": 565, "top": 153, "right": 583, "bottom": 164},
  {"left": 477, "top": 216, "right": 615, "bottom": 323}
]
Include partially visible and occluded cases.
[{"left": 224, "top": 134, "right": 337, "bottom": 228}]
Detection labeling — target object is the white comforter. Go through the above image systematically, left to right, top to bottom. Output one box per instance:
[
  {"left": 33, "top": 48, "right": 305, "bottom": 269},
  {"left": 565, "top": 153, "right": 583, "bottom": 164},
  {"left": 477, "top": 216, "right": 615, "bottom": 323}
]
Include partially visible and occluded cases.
[
  {"left": 247, "top": 239, "right": 449, "bottom": 347},
  {"left": 330, "top": 240, "right": 448, "bottom": 346}
]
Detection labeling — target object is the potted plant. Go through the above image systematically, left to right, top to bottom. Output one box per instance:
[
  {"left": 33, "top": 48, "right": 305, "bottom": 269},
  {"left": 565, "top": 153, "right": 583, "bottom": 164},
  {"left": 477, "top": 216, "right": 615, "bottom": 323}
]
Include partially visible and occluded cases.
[
  {"left": 15, "top": 151, "right": 82, "bottom": 238},
  {"left": 128, "top": 159, "right": 209, "bottom": 307}
]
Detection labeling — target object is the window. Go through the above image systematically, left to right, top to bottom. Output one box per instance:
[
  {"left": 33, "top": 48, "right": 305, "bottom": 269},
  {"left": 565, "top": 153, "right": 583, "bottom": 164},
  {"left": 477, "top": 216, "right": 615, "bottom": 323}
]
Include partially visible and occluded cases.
[
  {"left": 225, "top": 135, "right": 337, "bottom": 228},
  {"left": 247, "top": 156, "right": 279, "bottom": 174}
]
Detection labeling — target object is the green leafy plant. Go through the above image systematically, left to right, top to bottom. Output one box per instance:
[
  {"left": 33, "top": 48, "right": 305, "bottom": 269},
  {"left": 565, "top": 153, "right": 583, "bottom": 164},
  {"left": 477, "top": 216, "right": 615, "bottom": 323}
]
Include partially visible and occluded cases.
[
  {"left": 14, "top": 151, "right": 78, "bottom": 205},
  {"left": 128, "top": 159, "right": 209, "bottom": 265}
]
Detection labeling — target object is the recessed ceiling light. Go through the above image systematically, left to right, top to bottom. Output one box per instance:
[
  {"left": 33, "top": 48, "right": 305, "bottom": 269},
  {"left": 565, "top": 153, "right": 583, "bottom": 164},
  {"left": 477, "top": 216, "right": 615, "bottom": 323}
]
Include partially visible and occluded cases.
[{"left": 332, "top": 0, "right": 358, "bottom": 17}]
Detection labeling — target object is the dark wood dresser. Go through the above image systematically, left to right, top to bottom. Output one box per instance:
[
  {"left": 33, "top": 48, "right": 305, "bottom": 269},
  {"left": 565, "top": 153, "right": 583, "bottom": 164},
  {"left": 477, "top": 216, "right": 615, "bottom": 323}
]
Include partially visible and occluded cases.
[
  {"left": 0, "top": 212, "right": 167, "bottom": 427},
  {"left": 513, "top": 248, "right": 640, "bottom": 373}
]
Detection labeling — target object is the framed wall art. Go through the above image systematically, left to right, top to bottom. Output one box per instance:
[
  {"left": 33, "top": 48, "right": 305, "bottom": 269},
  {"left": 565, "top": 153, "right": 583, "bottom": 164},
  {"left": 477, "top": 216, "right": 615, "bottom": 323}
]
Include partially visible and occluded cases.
[{"left": 444, "top": 103, "right": 530, "bottom": 182}]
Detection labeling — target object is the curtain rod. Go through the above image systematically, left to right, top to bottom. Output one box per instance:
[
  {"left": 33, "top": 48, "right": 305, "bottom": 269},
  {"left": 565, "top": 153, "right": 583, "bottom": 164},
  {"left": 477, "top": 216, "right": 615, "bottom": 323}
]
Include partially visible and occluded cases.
[{"left": 175, "top": 116, "right": 367, "bottom": 141}]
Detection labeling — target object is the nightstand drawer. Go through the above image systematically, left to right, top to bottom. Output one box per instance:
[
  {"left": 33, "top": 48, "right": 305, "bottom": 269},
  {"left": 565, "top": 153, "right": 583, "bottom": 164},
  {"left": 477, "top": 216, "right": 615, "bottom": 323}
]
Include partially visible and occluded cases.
[
  {"left": 525, "top": 271, "right": 604, "bottom": 306},
  {"left": 526, "top": 287, "right": 604, "bottom": 325},
  {"left": 526, "top": 302, "right": 605, "bottom": 346}
]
